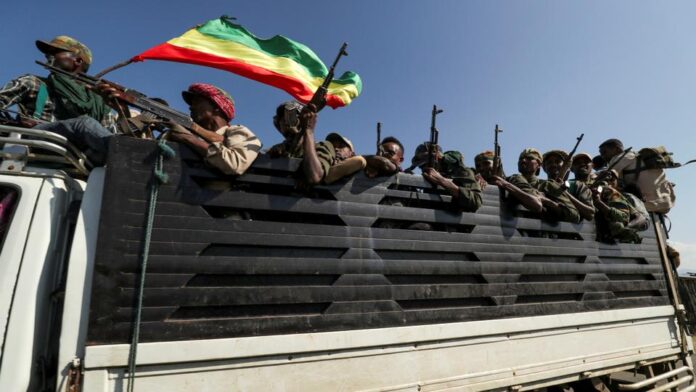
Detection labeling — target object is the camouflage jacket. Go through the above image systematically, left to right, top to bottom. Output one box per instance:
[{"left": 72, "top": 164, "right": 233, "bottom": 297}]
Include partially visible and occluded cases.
[{"left": 437, "top": 150, "right": 482, "bottom": 212}]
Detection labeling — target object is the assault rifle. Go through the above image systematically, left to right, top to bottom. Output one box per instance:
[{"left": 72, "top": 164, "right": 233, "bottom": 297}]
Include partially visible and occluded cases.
[
  {"left": 304, "top": 43, "right": 348, "bottom": 113},
  {"left": 36, "top": 61, "right": 193, "bottom": 130},
  {"left": 403, "top": 105, "right": 444, "bottom": 174},
  {"left": 428, "top": 105, "right": 443, "bottom": 167},
  {"left": 376, "top": 122, "right": 382, "bottom": 154},
  {"left": 493, "top": 124, "right": 503, "bottom": 177},
  {"left": 558, "top": 133, "right": 584, "bottom": 182},
  {"left": 593, "top": 146, "right": 633, "bottom": 185}
]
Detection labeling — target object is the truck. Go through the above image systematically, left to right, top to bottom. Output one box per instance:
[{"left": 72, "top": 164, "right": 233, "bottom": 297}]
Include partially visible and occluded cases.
[{"left": 0, "top": 123, "right": 693, "bottom": 391}]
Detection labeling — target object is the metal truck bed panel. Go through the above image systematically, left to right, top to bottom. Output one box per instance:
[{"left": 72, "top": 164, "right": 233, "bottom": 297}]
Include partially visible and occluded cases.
[
  {"left": 87, "top": 137, "right": 670, "bottom": 345},
  {"left": 83, "top": 306, "right": 680, "bottom": 391}
]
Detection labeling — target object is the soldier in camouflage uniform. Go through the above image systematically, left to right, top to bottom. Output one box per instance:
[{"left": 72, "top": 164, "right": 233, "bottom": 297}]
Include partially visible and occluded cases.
[
  {"left": 0, "top": 36, "right": 122, "bottom": 165},
  {"left": 268, "top": 101, "right": 364, "bottom": 184},
  {"left": 409, "top": 142, "right": 482, "bottom": 212},
  {"left": 493, "top": 148, "right": 581, "bottom": 223},
  {"left": 473, "top": 150, "right": 504, "bottom": 188},
  {"left": 542, "top": 150, "right": 594, "bottom": 221},
  {"left": 592, "top": 170, "right": 643, "bottom": 243}
]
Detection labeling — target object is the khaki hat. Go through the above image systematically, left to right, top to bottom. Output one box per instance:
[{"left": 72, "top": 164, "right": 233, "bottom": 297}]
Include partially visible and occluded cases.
[
  {"left": 36, "top": 35, "right": 92, "bottom": 69},
  {"left": 326, "top": 132, "right": 354, "bottom": 152},
  {"left": 519, "top": 148, "right": 543, "bottom": 164},
  {"left": 542, "top": 149, "right": 569, "bottom": 163},
  {"left": 571, "top": 152, "right": 593, "bottom": 164}
]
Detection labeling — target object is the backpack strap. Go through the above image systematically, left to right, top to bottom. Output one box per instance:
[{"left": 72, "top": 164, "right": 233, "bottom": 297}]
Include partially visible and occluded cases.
[{"left": 32, "top": 81, "right": 49, "bottom": 119}]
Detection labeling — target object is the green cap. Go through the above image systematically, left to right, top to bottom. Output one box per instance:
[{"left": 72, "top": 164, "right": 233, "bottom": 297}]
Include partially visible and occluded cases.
[{"left": 36, "top": 35, "right": 93, "bottom": 70}]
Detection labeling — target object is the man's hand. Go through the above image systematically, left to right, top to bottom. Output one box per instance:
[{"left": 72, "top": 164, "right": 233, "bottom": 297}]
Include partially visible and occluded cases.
[
  {"left": 93, "top": 82, "right": 130, "bottom": 113},
  {"left": 300, "top": 104, "right": 318, "bottom": 134},
  {"left": 165, "top": 120, "right": 192, "bottom": 135},
  {"left": 422, "top": 167, "right": 446, "bottom": 186},
  {"left": 475, "top": 173, "right": 488, "bottom": 190},
  {"left": 491, "top": 175, "right": 509, "bottom": 189}
]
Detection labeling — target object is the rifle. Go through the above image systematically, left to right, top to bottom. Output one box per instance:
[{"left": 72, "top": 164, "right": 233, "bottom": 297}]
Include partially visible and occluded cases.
[
  {"left": 305, "top": 43, "right": 348, "bottom": 113},
  {"left": 36, "top": 61, "right": 194, "bottom": 130},
  {"left": 428, "top": 105, "right": 443, "bottom": 167},
  {"left": 376, "top": 122, "right": 382, "bottom": 154},
  {"left": 493, "top": 124, "right": 503, "bottom": 176},
  {"left": 559, "top": 133, "right": 584, "bottom": 182},
  {"left": 593, "top": 146, "right": 633, "bottom": 184}
]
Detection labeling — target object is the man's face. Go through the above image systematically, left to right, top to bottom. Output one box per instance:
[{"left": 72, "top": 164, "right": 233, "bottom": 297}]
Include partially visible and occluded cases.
[
  {"left": 46, "top": 51, "right": 83, "bottom": 73},
  {"left": 188, "top": 95, "right": 217, "bottom": 125},
  {"left": 332, "top": 140, "right": 354, "bottom": 160},
  {"left": 379, "top": 142, "right": 403, "bottom": 166},
  {"left": 599, "top": 145, "right": 621, "bottom": 163},
  {"left": 542, "top": 154, "right": 564, "bottom": 179},
  {"left": 518, "top": 155, "right": 540, "bottom": 176},
  {"left": 571, "top": 157, "right": 593, "bottom": 178},
  {"left": 476, "top": 159, "right": 494, "bottom": 177}
]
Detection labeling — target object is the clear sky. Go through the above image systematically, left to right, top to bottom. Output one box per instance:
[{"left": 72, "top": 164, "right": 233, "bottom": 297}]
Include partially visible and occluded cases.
[{"left": 2, "top": 1, "right": 695, "bottom": 268}]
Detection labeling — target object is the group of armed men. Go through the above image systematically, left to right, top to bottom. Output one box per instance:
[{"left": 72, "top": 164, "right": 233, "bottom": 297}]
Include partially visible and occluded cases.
[{"left": 0, "top": 36, "right": 679, "bottom": 251}]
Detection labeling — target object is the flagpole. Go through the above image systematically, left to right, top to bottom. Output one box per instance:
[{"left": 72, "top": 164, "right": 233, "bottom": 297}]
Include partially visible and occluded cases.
[{"left": 95, "top": 58, "right": 135, "bottom": 78}]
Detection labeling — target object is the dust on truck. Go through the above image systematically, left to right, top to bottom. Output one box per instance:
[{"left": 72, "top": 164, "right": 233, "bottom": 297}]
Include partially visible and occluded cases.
[{"left": 0, "top": 124, "right": 693, "bottom": 391}]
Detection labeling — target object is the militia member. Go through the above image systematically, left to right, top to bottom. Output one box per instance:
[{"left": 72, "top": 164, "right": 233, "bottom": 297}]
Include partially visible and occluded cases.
[
  {"left": 0, "top": 35, "right": 113, "bottom": 126},
  {"left": 1, "top": 36, "right": 119, "bottom": 165},
  {"left": 166, "top": 83, "right": 261, "bottom": 176},
  {"left": 268, "top": 101, "right": 364, "bottom": 184},
  {"left": 364, "top": 136, "right": 404, "bottom": 178},
  {"left": 598, "top": 138, "right": 675, "bottom": 213},
  {"left": 409, "top": 142, "right": 482, "bottom": 212},
  {"left": 493, "top": 148, "right": 581, "bottom": 223},
  {"left": 474, "top": 150, "right": 505, "bottom": 188},
  {"left": 542, "top": 150, "right": 594, "bottom": 222},
  {"left": 570, "top": 152, "right": 596, "bottom": 185},
  {"left": 592, "top": 170, "right": 645, "bottom": 243}
]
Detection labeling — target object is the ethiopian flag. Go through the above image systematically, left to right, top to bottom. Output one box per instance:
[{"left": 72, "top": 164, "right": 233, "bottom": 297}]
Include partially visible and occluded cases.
[{"left": 132, "top": 17, "right": 362, "bottom": 109}]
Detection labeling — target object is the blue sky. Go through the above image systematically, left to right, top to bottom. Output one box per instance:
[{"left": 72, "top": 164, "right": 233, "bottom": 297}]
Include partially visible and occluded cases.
[{"left": 2, "top": 1, "right": 695, "bottom": 267}]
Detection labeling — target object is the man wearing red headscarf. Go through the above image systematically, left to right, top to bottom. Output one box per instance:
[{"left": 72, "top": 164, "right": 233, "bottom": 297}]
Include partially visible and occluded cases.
[{"left": 168, "top": 83, "right": 261, "bottom": 175}]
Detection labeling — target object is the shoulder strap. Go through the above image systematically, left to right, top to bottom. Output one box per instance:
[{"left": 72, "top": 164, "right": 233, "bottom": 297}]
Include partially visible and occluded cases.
[{"left": 32, "top": 81, "right": 49, "bottom": 119}]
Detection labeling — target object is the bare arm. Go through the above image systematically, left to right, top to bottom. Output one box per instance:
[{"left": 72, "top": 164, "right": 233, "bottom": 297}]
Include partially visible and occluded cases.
[
  {"left": 300, "top": 111, "right": 324, "bottom": 184},
  {"left": 493, "top": 175, "right": 543, "bottom": 213},
  {"left": 565, "top": 191, "right": 595, "bottom": 221}
]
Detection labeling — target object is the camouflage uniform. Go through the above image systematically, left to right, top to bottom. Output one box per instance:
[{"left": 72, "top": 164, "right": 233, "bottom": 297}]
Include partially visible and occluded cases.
[
  {"left": 507, "top": 149, "right": 581, "bottom": 223},
  {"left": 435, "top": 150, "right": 483, "bottom": 212},
  {"left": 596, "top": 186, "right": 642, "bottom": 243}
]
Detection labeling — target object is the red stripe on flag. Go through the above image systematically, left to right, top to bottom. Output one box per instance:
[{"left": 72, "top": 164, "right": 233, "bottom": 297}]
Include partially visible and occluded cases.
[{"left": 132, "top": 43, "right": 346, "bottom": 108}]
